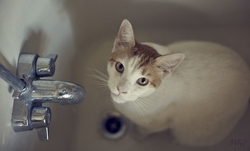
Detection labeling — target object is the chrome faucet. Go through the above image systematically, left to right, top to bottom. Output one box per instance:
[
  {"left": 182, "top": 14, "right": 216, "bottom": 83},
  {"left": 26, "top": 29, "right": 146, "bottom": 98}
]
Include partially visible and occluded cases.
[{"left": 0, "top": 53, "right": 85, "bottom": 141}]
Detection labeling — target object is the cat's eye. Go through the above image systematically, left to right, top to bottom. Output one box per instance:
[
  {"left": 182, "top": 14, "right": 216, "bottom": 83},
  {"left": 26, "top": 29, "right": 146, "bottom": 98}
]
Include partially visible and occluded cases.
[
  {"left": 115, "top": 62, "right": 124, "bottom": 73},
  {"left": 137, "top": 77, "right": 149, "bottom": 86}
]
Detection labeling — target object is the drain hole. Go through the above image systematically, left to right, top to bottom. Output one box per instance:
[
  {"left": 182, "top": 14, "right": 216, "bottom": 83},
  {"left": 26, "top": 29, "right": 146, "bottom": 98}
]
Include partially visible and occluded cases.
[
  {"left": 100, "top": 110, "right": 129, "bottom": 140},
  {"left": 105, "top": 117, "right": 122, "bottom": 134}
]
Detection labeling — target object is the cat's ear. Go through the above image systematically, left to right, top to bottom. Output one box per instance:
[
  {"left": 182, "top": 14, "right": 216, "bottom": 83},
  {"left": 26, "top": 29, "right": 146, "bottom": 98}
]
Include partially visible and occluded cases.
[
  {"left": 112, "top": 19, "right": 135, "bottom": 52},
  {"left": 156, "top": 53, "right": 185, "bottom": 75}
]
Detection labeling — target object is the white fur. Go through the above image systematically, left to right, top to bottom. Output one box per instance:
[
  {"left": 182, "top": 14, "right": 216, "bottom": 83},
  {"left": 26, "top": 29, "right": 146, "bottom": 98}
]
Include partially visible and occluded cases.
[
  {"left": 108, "top": 20, "right": 250, "bottom": 146},
  {"left": 108, "top": 56, "right": 156, "bottom": 103}
]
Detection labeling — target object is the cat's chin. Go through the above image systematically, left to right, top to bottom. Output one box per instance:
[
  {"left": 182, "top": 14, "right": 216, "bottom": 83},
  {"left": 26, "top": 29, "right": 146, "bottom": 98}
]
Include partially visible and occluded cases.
[{"left": 111, "top": 93, "right": 135, "bottom": 104}]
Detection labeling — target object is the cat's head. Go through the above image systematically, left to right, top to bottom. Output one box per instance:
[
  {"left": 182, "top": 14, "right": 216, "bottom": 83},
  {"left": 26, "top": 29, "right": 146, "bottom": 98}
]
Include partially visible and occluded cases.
[{"left": 107, "top": 19, "right": 184, "bottom": 103}]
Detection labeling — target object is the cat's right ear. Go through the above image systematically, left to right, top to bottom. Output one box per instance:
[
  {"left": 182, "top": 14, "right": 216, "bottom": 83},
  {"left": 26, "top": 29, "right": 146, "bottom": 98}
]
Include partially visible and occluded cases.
[
  {"left": 112, "top": 19, "right": 135, "bottom": 52},
  {"left": 156, "top": 53, "right": 185, "bottom": 77}
]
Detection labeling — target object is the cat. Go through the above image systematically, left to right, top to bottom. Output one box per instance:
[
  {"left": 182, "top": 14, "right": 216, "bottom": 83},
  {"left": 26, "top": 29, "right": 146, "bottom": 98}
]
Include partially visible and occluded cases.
[{"left": 106, "top": 19, "right": 250, "bottom": 146}]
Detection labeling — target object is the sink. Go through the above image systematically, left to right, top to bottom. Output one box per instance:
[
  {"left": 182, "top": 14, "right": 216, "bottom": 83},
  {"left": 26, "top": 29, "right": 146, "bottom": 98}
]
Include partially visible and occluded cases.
[{"left": 0, "top": 0, "right": 250, "bottom": 151}]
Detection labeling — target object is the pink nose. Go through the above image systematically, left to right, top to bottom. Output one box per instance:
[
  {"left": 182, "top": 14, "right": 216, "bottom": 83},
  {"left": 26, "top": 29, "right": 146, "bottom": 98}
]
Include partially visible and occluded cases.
[{"left": 117, "top": 86, "right": 127, "bottom": 94}]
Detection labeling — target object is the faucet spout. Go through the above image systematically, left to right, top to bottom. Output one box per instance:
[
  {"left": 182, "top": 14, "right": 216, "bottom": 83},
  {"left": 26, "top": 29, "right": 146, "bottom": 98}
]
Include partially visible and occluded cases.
[{"left": 32, "top": 80, "right": 85, "bottom": 105}]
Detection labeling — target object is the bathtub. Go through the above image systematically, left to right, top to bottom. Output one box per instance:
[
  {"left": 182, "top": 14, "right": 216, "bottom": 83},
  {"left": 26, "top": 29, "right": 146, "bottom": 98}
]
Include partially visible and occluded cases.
[{"left": 0, "top": 0, "right": 250, "bottom": 151}]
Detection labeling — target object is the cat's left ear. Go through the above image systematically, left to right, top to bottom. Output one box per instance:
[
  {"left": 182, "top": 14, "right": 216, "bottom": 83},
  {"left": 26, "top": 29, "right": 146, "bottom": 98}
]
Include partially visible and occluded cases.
[
  {"left": 112, "top": 19, "right": 135, "bottom": 52},
  {"left": 156, "top": 53, "right": 185, "bottom": 75}
]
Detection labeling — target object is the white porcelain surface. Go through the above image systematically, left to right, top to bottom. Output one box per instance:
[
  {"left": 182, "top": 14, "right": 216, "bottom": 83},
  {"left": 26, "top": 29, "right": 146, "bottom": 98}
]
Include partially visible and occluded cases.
[
  {"left": 0, "top": 0, "right": 249, "bottom": 151},
  {"left": 0, "top": 1, "right": 76, "bottom": 150}
]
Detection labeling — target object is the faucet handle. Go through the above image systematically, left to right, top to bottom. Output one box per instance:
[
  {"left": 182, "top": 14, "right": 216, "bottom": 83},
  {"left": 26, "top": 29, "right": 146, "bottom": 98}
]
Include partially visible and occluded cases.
[
  {"left": 36, "top": 54, "right": 58, "bottom": 77},
  {"left": 46, "top": 54, "right": 58, "bottom": 61},
  {"left": 31, "top": 107, "right": 51, "bottom": 141},
  {"left": 31, "top": 107, "right": 51, "bottom": 128},
  {"left": 36, "top": 127, "right": 49, "bottom": 141}
]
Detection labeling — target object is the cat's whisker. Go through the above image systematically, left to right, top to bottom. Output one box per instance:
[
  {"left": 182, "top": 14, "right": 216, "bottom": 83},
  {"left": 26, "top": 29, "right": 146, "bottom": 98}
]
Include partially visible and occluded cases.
[
  {"left": 86, "top": 68, "right": 109, "bottom": 91},
  {"left": 87, "top": 68, "right": 109, "bottom": 79},
  {"left": 94, "top": 69, "right": 109, "bottom": 79},
  {"left": 86, "top": 74, "right": 108, "bottom": 84},
  {"left": 90, "top": 74, "right": 108, "bottom": 83},
  {"left": 87, "top": 76, "right": 108, "bottom": 89},
  {"left": 92, "top": 80, "right": 108, "bottom": 87},
  {"left": 95, "top": 85, "right": 109, "bottom": 92},
  {"left": 137, "top": 98, "right": 154, "bottom": 110},
  {"left": 133, "top": 101, "right": 143, "bottom": 121},
  {"left": 134, "top": 101, "right": 148, "bottom": 124}
]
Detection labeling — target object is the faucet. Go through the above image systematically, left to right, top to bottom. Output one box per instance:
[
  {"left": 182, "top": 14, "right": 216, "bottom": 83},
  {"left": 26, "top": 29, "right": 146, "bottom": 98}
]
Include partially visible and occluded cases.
[{"left": 0, "top": 53, "right": 85, "bottom": 141}]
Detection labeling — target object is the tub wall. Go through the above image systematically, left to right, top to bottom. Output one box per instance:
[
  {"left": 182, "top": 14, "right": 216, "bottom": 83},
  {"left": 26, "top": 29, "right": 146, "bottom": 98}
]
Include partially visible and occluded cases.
[{"left": 0, "top": 0, "right": 76, "bottom": 150}]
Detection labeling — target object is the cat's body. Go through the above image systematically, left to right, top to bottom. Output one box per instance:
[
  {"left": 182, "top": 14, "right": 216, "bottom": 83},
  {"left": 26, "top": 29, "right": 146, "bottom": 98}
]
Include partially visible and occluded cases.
[{"left": 107, "top": 20, "right": 250, "bottom": 146}]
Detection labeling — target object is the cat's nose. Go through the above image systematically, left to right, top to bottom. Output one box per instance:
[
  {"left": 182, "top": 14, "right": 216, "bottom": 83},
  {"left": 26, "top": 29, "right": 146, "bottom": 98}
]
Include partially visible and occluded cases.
[{"left": 117, "top": 86, "right": 127, "bottom": 94}]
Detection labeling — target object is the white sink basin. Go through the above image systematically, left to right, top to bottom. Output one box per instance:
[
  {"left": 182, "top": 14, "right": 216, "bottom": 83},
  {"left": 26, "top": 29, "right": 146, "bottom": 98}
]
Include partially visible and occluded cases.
[{"left": 0, "top": 0, "right": 250, "bottom": 151}]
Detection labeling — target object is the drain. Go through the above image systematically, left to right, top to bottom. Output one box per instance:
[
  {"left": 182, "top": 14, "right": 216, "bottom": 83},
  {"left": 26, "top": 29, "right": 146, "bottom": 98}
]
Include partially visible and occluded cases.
[
  {"left": 100, "top": 110, "right": 129, "bottom": 140},
  {"left": 105, "top": 116, "right": 122, "bottom": 134}
]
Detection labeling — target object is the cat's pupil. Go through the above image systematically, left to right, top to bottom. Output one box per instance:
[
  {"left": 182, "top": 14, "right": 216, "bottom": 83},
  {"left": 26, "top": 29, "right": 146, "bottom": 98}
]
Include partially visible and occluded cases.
[
  {"left": 119, "top": 64, "right": 123, "bottom": 69},
  {"left": 137, "top": 77, "right": 149, "bottom": 86}
]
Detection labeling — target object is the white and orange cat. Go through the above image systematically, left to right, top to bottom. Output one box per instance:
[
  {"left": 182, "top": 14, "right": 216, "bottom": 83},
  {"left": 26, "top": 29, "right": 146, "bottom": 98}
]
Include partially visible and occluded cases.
[{"left": 107, "top": 19, "right": 250, "bottom": 146}]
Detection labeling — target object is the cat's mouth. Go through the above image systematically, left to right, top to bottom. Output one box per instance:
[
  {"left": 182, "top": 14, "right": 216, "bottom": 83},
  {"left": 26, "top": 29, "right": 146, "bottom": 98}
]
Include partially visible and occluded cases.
[{"left": 111, "top": 93, "right": 128, "bottom": 104}]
